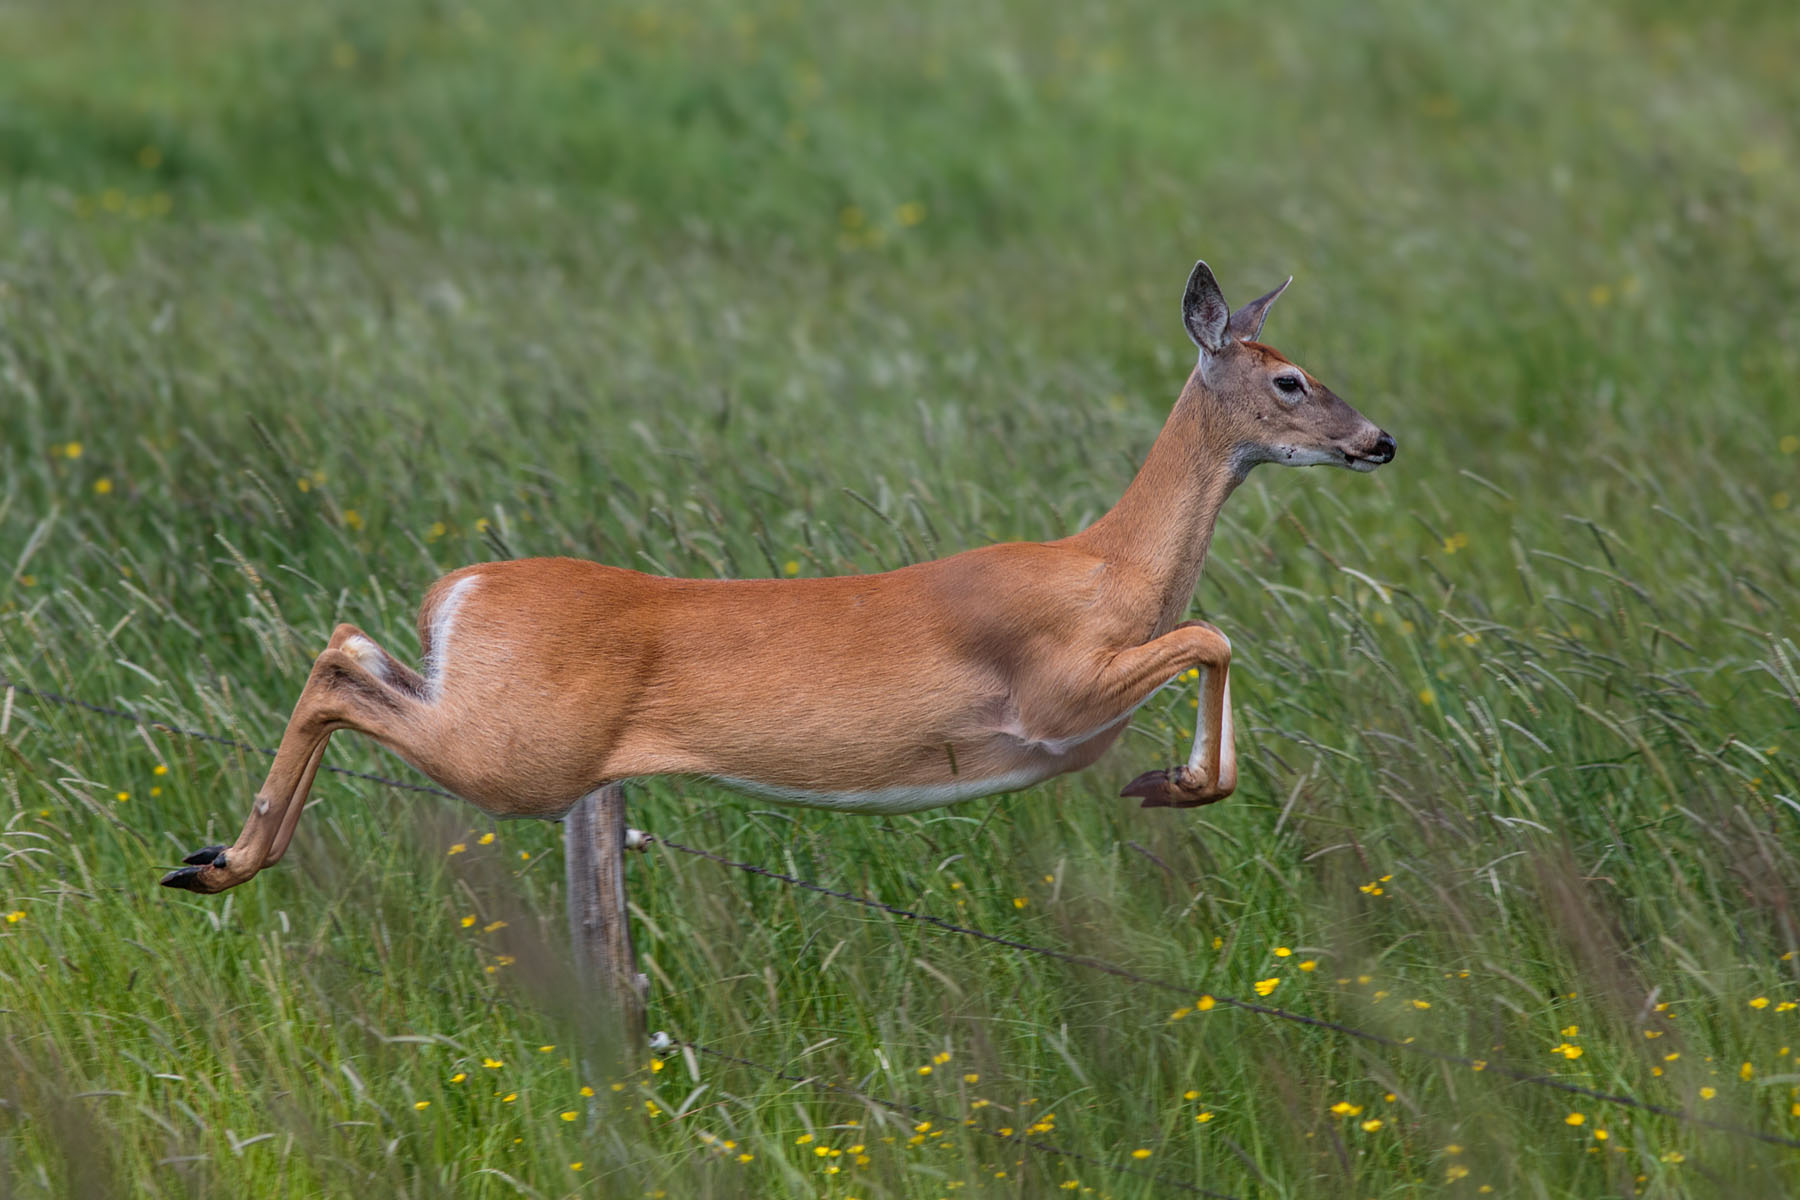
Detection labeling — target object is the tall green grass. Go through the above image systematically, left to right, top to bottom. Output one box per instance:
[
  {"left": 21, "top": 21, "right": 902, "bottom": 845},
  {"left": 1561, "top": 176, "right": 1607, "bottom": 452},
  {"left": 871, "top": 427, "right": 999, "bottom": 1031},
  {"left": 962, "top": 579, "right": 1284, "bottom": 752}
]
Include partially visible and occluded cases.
[{"left": 2, "top": 0, "right": 1798, "bottom": 1195}]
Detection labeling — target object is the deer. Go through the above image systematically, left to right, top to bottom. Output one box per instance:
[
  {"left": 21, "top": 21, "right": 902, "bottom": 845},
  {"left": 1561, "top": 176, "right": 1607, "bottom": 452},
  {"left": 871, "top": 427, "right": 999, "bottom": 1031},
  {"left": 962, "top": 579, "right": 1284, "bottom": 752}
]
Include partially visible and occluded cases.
[{"left": 161, "top": 260, "right": 1395, "bottom": 894}]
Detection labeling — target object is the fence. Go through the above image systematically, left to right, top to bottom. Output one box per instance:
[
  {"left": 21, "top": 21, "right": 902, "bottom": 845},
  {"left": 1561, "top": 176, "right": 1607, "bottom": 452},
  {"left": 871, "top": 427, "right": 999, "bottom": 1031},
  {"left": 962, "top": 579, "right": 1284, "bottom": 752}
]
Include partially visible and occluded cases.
[{"left": 6, "top": 676, "right": 1798, "bottom": 1196}]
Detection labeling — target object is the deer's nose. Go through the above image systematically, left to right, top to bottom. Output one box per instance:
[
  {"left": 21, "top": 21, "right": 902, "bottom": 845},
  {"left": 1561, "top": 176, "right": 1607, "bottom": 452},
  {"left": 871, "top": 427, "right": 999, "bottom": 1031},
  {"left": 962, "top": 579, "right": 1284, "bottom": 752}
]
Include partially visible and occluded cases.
[{"left": 1368, "top": 431, "right": 1397, "bottom": 463}]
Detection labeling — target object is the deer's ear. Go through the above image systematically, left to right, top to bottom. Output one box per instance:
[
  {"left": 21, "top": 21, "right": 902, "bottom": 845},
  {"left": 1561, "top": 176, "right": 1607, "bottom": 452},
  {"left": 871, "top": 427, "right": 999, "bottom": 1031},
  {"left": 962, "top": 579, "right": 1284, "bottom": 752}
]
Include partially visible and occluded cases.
[
  {"left": 1182, "top": 260, "right": 1231, "bottom": 355},
  {"left": 1226, "top": 277, "right": 1292, "bottom": 343}
]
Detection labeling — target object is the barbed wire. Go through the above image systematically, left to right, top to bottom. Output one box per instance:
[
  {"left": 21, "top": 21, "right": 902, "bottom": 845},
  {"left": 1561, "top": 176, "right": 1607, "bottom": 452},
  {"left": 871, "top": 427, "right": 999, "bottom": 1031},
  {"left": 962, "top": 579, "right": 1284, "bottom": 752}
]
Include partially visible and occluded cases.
[
  {"left": 11, "top": 677, "right": 1800, "bottom": 1151},
  {"left": 655, "top": 839, "right": 1800, "bottom": 1150}
]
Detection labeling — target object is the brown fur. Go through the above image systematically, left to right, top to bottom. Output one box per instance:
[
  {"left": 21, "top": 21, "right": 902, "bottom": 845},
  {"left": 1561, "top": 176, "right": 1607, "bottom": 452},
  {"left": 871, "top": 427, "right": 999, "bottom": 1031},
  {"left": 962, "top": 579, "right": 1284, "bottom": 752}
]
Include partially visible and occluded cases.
[{"left": 163, "top": 266, "right": 1391, "bottom": 893}]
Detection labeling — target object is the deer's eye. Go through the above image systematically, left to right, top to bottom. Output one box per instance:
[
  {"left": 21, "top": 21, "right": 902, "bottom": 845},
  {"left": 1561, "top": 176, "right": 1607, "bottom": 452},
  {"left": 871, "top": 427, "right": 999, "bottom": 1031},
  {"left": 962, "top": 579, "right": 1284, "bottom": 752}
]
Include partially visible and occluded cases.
[{"left": 1274, "top": 375, "right": 1305, "bottom": 395}]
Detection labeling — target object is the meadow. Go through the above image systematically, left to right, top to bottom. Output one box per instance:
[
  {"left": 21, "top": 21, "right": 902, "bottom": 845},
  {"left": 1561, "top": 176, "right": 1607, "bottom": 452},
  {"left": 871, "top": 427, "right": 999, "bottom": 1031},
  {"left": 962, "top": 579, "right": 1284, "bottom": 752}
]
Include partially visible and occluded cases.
[{"left": 2, "top": 0, "right": 1798, "bottom": 1195}]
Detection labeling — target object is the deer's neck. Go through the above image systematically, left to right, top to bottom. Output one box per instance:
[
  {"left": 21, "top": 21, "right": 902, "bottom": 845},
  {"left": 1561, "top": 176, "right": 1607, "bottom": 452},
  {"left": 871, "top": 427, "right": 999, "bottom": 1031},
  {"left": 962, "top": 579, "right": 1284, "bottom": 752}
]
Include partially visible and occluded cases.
[{"left": 1074, "top": 370, "right": 1243, "bottom": 632}]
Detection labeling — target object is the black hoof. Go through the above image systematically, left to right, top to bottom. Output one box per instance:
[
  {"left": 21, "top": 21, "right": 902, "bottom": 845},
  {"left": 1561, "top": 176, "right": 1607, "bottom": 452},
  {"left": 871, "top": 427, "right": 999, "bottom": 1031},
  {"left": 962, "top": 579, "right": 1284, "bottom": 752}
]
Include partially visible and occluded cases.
[
  {"left": 1121, "top": 766, "right": 1222, "bottom": 809},
  {"left": 1121, "top": 768, "right": 1174, "bottom": 804},
  {"left": 183, "top": 844, "right": 228, "bottom": 866},
  {"left": 160, "top": 865, "right": 212, "bottom": 891}
]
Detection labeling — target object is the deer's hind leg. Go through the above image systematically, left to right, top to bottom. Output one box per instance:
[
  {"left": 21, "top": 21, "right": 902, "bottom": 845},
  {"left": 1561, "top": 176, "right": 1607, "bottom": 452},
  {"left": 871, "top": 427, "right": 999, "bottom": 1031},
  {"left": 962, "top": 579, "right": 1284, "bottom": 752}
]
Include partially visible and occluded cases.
[{"left": 161, "top": 624, "right": 432, "bottom": 894}]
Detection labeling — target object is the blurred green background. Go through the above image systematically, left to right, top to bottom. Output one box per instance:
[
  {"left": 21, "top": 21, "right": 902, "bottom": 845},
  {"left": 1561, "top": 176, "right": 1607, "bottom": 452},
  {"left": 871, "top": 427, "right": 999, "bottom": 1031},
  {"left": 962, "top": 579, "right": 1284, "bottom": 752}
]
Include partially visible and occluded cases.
[{"left": 2, "top": 0, "right": 1798, "bottom": 1196}]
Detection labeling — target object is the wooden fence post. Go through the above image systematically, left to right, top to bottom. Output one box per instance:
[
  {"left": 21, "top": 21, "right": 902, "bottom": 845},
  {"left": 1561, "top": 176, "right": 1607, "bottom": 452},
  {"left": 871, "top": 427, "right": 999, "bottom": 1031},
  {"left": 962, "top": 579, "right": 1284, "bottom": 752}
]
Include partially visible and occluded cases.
[{"left": 564, "top": 782, "right": 647, "bottom": 1049}]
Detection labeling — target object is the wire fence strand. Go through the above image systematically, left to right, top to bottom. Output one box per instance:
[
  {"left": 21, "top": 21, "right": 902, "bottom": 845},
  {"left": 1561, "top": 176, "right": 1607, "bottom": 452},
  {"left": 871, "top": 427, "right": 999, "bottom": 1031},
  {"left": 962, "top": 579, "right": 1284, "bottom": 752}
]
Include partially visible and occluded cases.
[
  {"left": 11, "top": 676, "right": 1800, "bottom": 1152},
  {"left": 655, "top": 838, "right": 1800, "bottom": 1151}
]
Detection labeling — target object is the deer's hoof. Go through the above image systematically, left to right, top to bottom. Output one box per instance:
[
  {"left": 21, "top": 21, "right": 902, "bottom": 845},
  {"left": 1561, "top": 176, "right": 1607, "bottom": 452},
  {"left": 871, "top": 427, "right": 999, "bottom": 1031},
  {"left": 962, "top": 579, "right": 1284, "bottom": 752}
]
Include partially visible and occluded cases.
[
  {"left": 1121, "top": 765, "right": 1230, "bottom": 809},
  {"left": 161, "top": 847, "right": 233, "bottom": 892},
  {"left": 161, "top": 864, "right": 215, "bottom": 891}
]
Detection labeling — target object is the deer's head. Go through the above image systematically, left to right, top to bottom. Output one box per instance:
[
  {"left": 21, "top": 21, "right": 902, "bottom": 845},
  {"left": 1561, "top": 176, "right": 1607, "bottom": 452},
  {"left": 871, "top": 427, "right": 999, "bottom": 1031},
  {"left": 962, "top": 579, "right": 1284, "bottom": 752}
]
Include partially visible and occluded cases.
[{"left": 1181, "top": 260, "right": 1395, "bottom": 477}]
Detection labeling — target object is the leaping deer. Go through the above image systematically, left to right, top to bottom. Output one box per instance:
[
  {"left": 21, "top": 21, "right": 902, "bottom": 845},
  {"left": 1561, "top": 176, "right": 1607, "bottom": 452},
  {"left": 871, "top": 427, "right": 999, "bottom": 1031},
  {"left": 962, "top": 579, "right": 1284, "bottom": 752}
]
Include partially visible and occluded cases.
[{"left": 163, "top": 261, "right": 1394, "bottom": 893}]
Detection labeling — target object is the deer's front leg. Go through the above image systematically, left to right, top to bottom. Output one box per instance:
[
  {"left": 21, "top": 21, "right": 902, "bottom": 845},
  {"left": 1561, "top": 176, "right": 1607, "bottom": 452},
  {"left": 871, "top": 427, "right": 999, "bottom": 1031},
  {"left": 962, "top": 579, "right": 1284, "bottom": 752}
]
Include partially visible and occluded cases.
[{"left": 1111, "top": 621, "right": 1236, "bottom": 809}]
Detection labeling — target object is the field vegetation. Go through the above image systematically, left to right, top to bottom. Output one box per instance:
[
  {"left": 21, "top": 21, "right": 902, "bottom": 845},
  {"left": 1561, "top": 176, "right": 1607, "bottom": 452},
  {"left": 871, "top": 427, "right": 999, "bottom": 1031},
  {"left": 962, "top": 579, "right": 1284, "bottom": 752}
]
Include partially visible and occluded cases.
[{"left": 2, "top": 0, "right": 1798, "bottom": 1195}]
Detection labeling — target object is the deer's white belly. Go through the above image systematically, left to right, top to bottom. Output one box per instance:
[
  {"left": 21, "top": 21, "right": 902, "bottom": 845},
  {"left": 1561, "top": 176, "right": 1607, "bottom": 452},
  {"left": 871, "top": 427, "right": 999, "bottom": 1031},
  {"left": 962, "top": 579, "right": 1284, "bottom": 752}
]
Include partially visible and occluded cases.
[
  {"left": 708, "top": 673, "right": 1188, "bottom": 815},
  {"left": 713, "top": 765, "right": 1055, "bottom": 815}
]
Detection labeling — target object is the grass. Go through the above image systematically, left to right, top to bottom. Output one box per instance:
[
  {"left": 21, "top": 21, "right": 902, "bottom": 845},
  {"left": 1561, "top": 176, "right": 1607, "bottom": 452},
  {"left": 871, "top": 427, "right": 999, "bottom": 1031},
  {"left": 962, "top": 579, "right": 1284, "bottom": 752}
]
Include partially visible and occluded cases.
[{"left": 1, "top": 0, "right": 1798, "bottom": 1195}]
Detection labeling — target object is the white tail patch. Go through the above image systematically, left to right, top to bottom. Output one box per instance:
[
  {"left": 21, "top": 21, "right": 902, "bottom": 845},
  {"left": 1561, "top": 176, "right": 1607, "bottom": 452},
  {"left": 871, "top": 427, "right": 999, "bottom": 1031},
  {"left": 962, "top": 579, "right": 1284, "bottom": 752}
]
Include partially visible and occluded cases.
[
  {"left": 423, "top": 575, "right": 479, "bottom": 701},
  {"left": 342, "top": 635, "right": 390, "bottom": 684}
]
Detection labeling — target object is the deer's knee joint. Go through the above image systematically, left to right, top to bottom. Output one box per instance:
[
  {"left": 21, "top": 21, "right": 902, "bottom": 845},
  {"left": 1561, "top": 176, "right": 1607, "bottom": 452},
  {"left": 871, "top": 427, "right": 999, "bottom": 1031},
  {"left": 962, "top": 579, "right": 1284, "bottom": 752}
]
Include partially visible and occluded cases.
[
  {"left": 1185, "top": 625, "right": 1230, "bottom": 668},
  {"left": 311, "top": 649, "right": 408, "bottom": 717}
]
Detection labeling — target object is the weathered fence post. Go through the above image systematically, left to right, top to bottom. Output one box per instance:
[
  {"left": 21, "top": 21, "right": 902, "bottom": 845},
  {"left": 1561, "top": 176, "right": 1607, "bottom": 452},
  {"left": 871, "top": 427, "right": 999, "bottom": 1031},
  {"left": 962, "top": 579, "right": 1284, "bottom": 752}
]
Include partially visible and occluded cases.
[{"left": 564, "top": 782, "right": 647, "bottom": 1049}]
